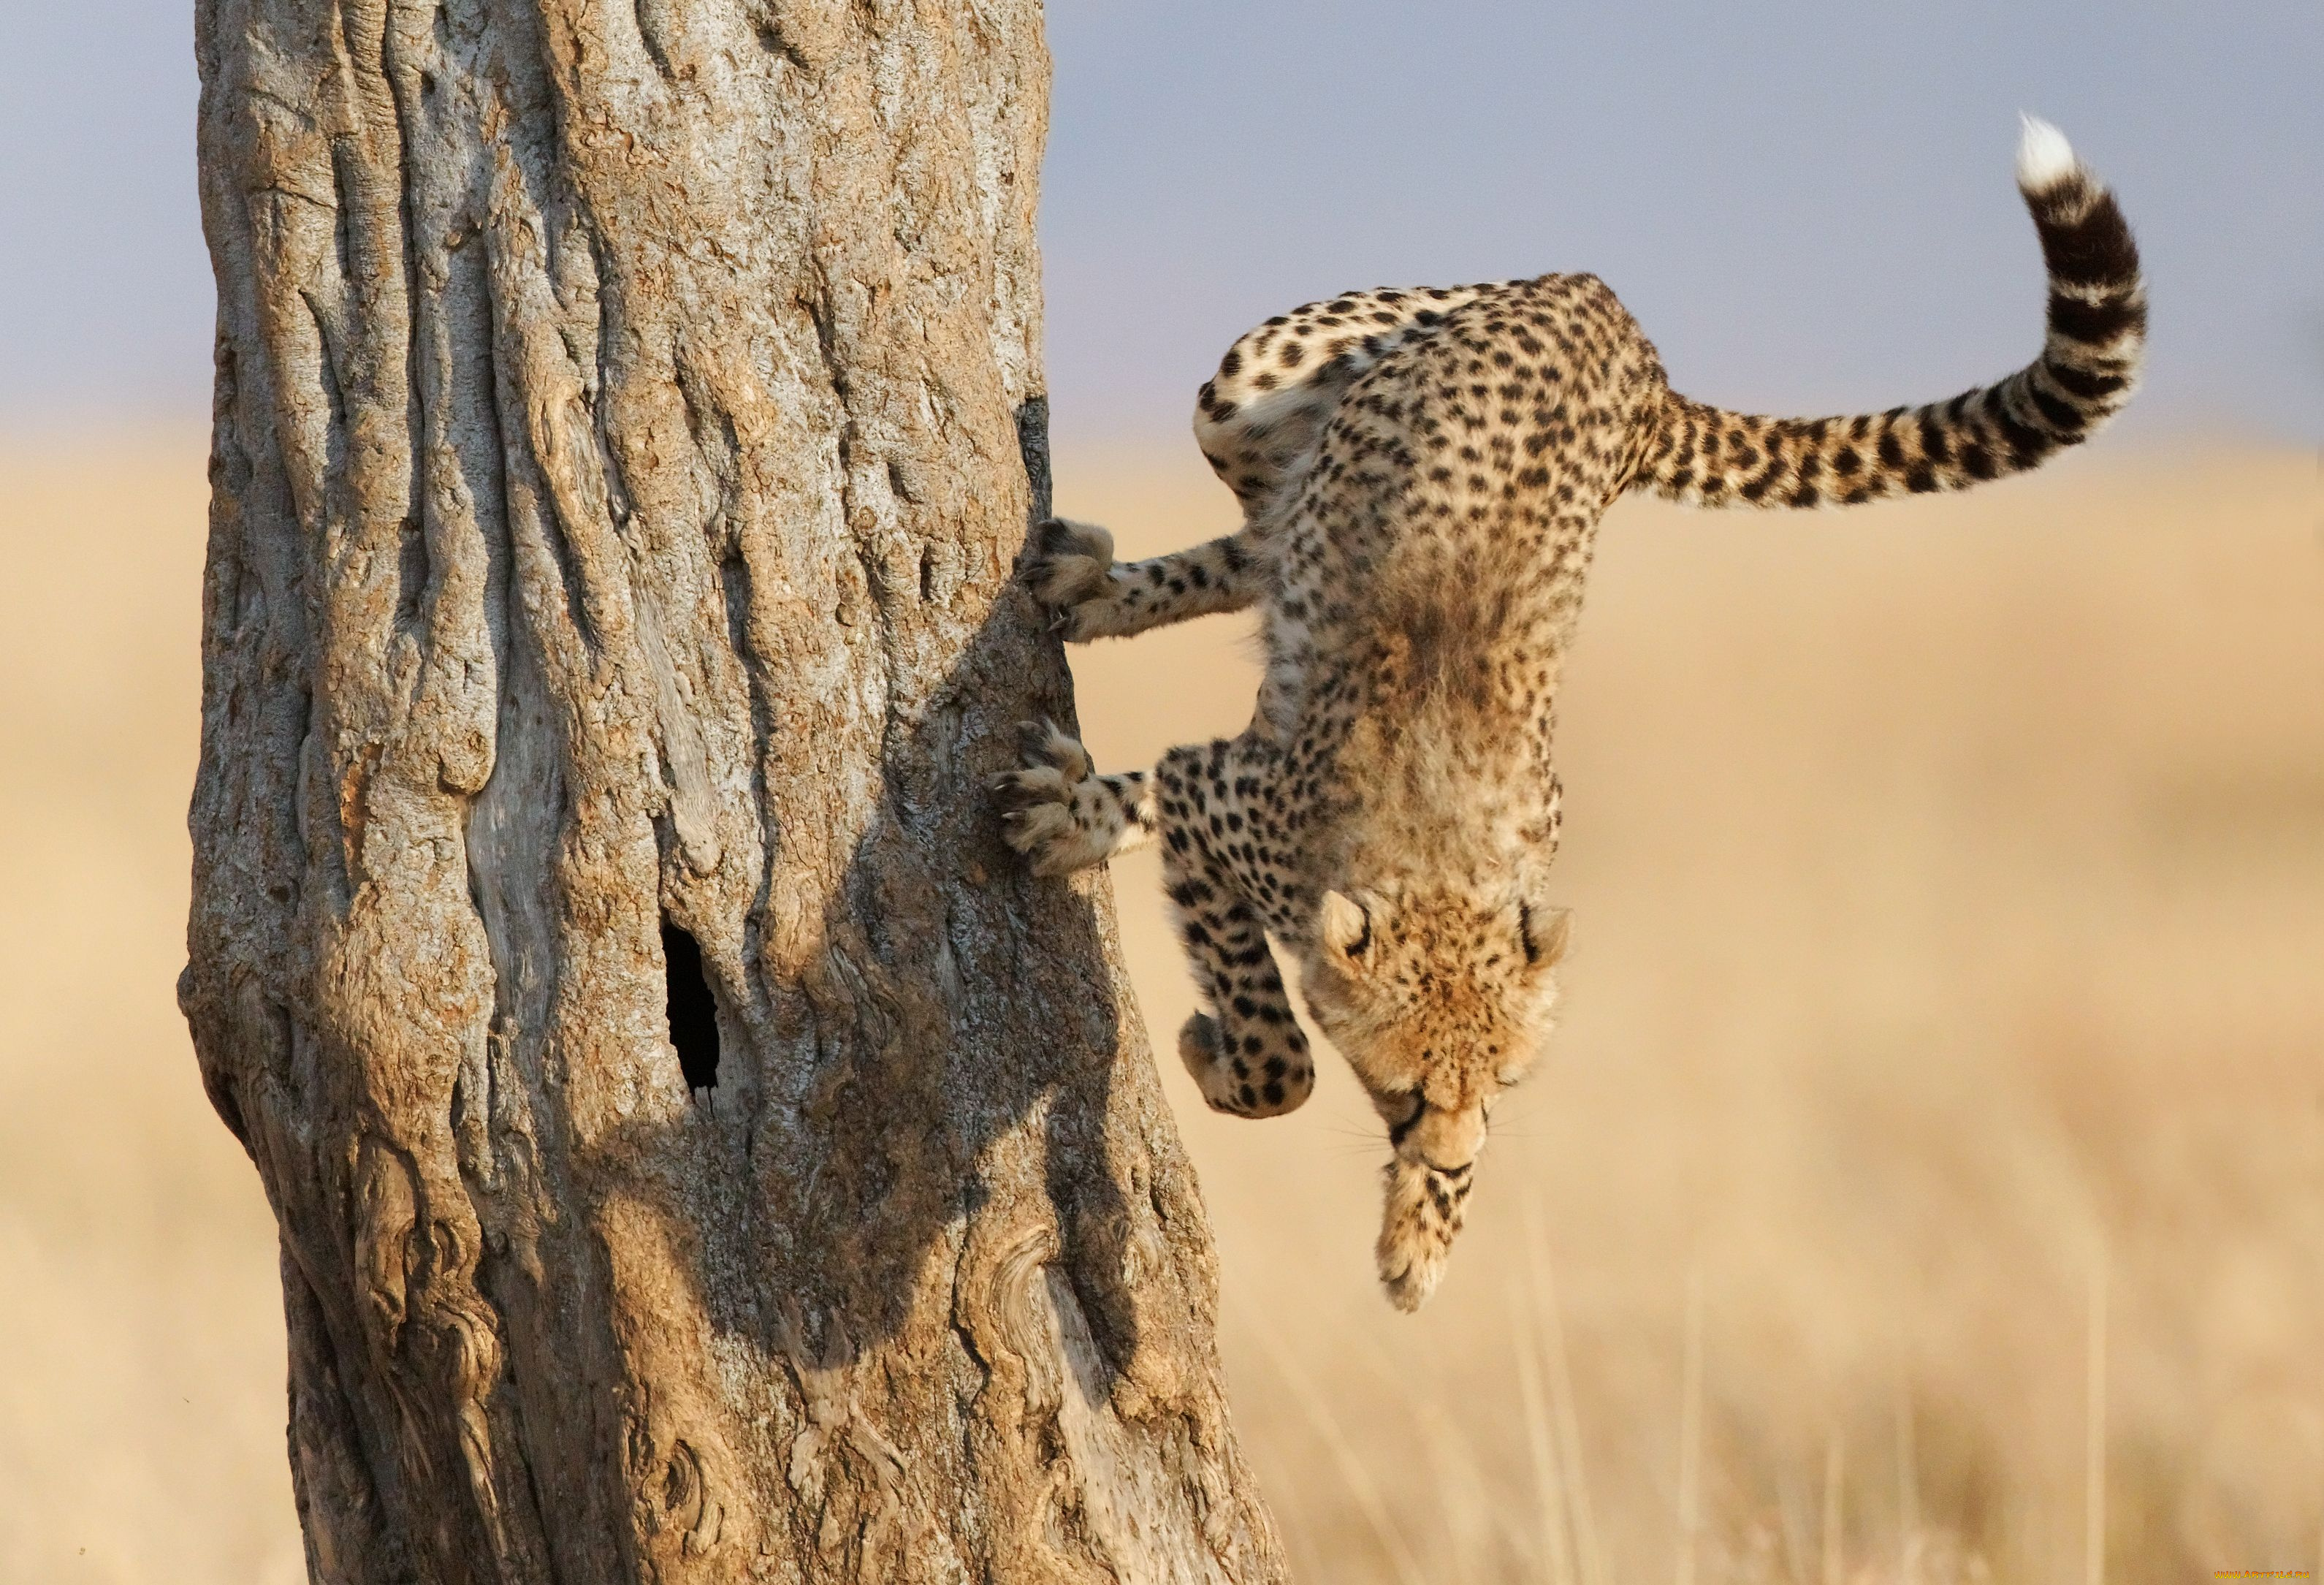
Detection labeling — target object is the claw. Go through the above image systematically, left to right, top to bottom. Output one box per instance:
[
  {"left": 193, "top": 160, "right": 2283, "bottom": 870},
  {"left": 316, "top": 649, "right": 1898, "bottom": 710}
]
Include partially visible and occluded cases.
[
  {"left": 1019, "top": 517, "right": 1120, "bottom": 634},
  {"left": 1016, "top": 718, "right": 1091, "bottom": 780},
  {"left": 990, "top": 719, "right": 1115, "bottom": 874},
  {"left": 992, "top": 764, "right": 1068, "bottom": 810}
]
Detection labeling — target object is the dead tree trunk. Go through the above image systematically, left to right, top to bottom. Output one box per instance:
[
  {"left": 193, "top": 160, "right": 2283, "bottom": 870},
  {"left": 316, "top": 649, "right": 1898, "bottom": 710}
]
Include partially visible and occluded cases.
[{"left": 182, "top": 1, "right": 1287, "bottom": 1579}]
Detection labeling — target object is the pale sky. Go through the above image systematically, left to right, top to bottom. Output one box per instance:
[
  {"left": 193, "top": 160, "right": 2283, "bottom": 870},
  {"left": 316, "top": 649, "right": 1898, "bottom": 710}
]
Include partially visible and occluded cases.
[{"left": 5, "top": 1, "right": 2317, "bottom": 448}]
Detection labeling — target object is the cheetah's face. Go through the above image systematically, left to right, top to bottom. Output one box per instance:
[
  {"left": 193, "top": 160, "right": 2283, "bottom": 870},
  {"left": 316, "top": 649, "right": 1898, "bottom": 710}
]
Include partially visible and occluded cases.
[{"left": 1298, "top": 883, "right": 1571, "bottom": 1310}]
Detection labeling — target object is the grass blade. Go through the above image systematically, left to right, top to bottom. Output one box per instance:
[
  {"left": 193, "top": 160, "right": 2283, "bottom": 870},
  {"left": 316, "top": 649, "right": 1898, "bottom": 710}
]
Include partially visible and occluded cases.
[
  {"left": 1528, "top": 1198, "right": 1607, "bottom": 1585},
  {"left": 2086, "top": 1250, "right": 2108, "bottom": 1585},
  {"left": 1675, "top": 1266, "right": 1705, "bottom": 1585},
  {"left": 1511, "top": 1280, "right": 1579, "bottom": 1585},
  {"left": 1244, "top": 1317, "right": 1433, "bottom": 1585},
  {"left": 1821, "top": 1426, "right": 1844, "bottom": 1585}
]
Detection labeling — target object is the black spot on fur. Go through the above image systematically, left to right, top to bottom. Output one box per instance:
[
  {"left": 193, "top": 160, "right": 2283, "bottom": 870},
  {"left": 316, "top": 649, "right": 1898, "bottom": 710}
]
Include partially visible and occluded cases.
[
  {"left": 2032, "top": 190, "right": 2141, "bottom": 289},
  {"left": 2047, "top": 289, "right": 2145, "bottom": 348},
  {"left": 2046, "top": 362, "right": 2129, "bottom": 400},
  {"left": 2030, "top": 385, "right": 2085, "bottom": 433},
  {"left": 1993, "top": 405, "right": 2053, "bottom": 465}
]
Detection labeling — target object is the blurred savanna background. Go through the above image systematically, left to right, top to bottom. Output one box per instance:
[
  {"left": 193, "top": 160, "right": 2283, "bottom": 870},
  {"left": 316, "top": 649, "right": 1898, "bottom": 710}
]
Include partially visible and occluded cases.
[{"left": 3, "top": 3, "right": 2321, "bottom": 1582}]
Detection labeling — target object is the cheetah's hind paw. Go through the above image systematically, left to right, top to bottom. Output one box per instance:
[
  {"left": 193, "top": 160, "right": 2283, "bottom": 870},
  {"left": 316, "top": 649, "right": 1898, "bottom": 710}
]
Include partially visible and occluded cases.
[
  {"left": 1019, "top": 518, "right": 1127, "bottom": 640},
  {"left": 1178, "top": 1012, "right": 1310, "bottom": 1119}
]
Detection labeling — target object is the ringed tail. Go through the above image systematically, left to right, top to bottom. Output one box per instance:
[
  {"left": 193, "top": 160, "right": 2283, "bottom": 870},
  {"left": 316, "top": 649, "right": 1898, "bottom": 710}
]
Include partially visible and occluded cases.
[{"left": 1636, "top": 117, "right": 2145, "bottom": 509}]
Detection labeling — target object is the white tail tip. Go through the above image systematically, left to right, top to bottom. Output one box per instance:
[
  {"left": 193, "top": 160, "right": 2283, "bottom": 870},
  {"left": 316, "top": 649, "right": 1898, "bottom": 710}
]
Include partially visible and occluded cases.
[{"left": 2016, "top": 114, "right": 2079, "bottom": 192}]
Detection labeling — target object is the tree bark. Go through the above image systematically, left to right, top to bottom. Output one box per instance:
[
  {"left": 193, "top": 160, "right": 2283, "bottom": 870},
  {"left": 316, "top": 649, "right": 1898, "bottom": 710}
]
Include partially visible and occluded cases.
[{"left": 182, "top": 1, "right": 1287, "bottom": 1579}]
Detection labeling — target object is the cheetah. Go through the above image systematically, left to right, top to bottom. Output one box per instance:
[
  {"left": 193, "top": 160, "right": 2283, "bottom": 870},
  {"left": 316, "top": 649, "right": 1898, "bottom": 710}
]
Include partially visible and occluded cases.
[{"left": 997, "top": 120, "right": 2144, "bottom": 1310}]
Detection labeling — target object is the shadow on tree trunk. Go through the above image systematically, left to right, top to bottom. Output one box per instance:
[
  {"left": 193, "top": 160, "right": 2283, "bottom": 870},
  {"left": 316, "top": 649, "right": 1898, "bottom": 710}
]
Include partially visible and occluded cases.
[{"left": 184, "top": 0, "right": 1289, "bottom": 1567}]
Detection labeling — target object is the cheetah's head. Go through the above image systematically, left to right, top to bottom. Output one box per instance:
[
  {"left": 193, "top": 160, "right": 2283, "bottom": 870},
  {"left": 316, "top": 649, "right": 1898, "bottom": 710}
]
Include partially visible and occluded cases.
[{"left": 1297, "top": 881, "right": 1571, "bottom": 1311}]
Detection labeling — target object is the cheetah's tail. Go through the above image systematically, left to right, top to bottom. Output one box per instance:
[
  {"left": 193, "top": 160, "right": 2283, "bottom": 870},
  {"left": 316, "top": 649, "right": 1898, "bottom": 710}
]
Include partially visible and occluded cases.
[{"left": 1634, "top": 118, "right": 2144, "bottom": 510}]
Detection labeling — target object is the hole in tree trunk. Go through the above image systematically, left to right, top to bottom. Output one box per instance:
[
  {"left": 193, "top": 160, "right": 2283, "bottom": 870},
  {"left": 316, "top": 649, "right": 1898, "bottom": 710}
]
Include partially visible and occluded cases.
[{"left": 661, "top": 919, "right": 720, "bottom": 1100}]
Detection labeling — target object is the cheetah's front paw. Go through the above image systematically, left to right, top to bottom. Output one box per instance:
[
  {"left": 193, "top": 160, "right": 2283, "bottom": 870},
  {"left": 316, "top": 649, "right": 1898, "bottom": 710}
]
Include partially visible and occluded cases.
[
  {"left": 1020, "top": 518, "right": 1133, "bottom": 642},
  {"left": 991, "top": 721, "right": 1118, "bottom": 877},
  {"left": 1376, "top": 1156, "right": 1469, "bottom": 1312}
]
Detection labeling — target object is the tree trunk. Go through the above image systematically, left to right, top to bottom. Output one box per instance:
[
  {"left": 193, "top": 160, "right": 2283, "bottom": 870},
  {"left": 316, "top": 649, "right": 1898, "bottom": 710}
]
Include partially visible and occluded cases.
[{"left": 182, "top": 1, "right": 1287, "bottom": 1579}]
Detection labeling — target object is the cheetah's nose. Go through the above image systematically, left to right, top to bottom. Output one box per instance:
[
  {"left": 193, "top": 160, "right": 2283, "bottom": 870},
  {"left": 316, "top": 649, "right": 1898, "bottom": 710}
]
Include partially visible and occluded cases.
[{"left": 1404, "top": 1101, "right": 1487, "bottom": 1170}]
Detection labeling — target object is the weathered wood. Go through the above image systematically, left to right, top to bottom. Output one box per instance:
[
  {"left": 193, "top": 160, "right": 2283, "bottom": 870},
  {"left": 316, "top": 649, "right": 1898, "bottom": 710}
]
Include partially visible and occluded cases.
[{"left": 182, "top": 1, "right": 1286, "bottom": 1578}]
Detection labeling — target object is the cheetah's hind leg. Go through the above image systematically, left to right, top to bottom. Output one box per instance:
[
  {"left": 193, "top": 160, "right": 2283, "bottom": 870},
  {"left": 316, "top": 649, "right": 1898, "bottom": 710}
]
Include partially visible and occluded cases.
[{"left": 991, "top": 720, "right": 1157, "bottom": 875}]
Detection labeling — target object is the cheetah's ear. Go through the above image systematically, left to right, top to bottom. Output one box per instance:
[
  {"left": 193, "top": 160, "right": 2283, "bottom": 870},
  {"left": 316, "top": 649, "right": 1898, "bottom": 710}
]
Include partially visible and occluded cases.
[
  {"left": 1319, "top": 889, "right": 1373, "bottom": 968},
  {"left": 1519, "top": 901, "right": 1571, "bottom": 970}
]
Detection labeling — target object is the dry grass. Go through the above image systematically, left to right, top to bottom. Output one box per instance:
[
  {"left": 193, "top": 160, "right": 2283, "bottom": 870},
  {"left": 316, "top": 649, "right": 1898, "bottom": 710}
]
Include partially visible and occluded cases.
[{"left": 1, "top": 430, "right": 2318, "bottom": 1582}]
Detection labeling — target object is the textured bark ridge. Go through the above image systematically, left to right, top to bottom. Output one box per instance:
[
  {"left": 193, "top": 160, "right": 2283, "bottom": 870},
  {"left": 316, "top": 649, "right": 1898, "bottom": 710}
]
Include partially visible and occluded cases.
[{"left": 183, "top": 1, "right": 1287, "bottom": 1578}]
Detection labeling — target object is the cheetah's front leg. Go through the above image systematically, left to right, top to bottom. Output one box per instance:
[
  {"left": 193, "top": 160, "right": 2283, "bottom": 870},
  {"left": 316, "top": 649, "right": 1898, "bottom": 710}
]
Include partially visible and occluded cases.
[
  {"left": 1021, "top": 517, "right": 1262, "bottom": 642},
  {"left": 991, "top": 721, "right": 1157, "bottom": 875},
  {"left": 1155, "top": 745, "right": 1315, "bottom": 1120}
]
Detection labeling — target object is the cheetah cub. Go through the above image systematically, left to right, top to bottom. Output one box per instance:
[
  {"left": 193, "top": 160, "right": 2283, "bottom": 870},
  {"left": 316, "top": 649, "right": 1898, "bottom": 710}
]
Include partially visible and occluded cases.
[{"left": 997, "top": 120, "right": 2143, "bottom": 1310}]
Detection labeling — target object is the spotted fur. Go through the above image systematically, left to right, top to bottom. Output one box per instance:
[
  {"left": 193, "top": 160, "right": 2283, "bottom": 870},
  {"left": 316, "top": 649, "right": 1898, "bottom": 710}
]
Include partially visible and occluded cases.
[{"left": 997, "top": 121, "right": 2143, "bottom": 1310}]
